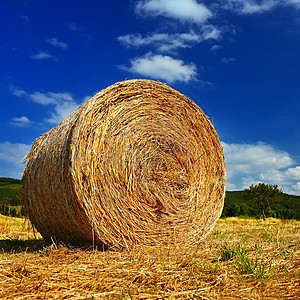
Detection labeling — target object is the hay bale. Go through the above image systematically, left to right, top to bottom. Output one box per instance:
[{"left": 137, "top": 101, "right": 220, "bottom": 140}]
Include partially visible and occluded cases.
[{"left": 22, "top": 79, "right": 226, "bottom": 249}]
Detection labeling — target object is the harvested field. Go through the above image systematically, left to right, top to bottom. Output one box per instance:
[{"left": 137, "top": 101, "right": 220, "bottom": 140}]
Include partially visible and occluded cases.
[{"left": 0, "top": 215, "right": 299, "bottom": 299}]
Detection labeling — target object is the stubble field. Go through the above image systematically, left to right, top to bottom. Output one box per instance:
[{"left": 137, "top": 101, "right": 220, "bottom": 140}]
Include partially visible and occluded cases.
[{"left": 0, "top": 215, "right": 299, "bottom": 299}]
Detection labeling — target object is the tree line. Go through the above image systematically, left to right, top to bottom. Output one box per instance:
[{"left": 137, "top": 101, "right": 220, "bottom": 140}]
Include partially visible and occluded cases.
[{"left": 222, "top": 183, "right": 299, "bottom": 220}]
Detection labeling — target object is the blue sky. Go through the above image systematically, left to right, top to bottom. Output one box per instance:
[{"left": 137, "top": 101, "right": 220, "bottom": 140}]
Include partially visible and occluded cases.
[{"left": 1, "top": 0, "right": 299, "bottom": 195}]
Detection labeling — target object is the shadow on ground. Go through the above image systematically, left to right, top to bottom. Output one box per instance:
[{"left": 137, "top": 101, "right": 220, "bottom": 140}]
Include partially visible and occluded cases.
[
  {"left": 0, "top": 238, "right": 50, "bottom": 253},
  {"left": 0, "top": 238, "right": 110, "bottom": 253}
]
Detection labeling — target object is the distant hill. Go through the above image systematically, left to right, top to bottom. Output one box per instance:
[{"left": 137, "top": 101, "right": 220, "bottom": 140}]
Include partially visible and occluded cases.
[
  {"left": 0, "top": 177, "right": 22, "bottom": 206},
  {"left": 223, "top": 190, "right": 300, "bottom": 220}
]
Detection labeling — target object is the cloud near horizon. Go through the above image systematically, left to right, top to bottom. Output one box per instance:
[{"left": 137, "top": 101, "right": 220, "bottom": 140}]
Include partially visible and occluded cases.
[
  {"left": 120, "top": 53, "right": 197, "bottom": 83},
  {"left": 222, "top": 141, "right": 300, "bottom": 195},
  {"left": 0, "top": 142, "right": 31, "bottom": 179}
]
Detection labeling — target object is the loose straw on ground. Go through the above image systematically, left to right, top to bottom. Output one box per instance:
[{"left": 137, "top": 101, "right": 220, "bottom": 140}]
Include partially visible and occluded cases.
[{"left": 22, "top": 79, "right": 226, "bottom": 249}]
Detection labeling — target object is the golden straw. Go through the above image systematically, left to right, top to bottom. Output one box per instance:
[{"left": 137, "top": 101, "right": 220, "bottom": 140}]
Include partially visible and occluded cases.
[{"left": 22, "top": 79, "right": 226, "bottom": 249}]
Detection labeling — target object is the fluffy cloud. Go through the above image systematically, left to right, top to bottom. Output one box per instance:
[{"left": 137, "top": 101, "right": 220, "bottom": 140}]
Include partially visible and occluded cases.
[
  {"left": 135, "top": 0, "right": 212, "bottom": 23},
  {"left": 223, "top": 0, "right": 300, "bottom": 14},
  {"left": 289, "top": 0, "right": 300, "bottom": 6},
  {"left": 118, "top": 26, "right": 221, "bottom": 53},
  {"left": 46, "top": 38, "right": 68, "bottom": 50},
  {"left": 210, "top": 45, "right": 222, "bottom": 51},
  {"left": 31, "top": 51, "right": 56, "bottom": 60},
  {"left": 121, "top": 53, "right": 197, "bottom": 83},
  {"left": 11, "top": 87, "right": 82, "bottom": 125},
  {"left": 29, "top": 91, "right": 73, "bottom": 105},
  {"left": 46, "top": 100, "right": 80, "bottom": 124},
  {"left": 10, "top": 116, "right": 32, "bottom": 127},
  {"left": 222, "top": 141, "right": 300, "bottom": 195},
  {"left": 0, "top": 142, "right": 31, "bottom": 179},
  {"left": 222, "top": 142, "right": 295, "bottom": 177},
  {"left": 260, "top": 166, "right": 300, "bottom": 184}
]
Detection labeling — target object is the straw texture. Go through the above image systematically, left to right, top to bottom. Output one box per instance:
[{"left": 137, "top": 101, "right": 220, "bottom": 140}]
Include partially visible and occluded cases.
[{"left": 22, "top": 79, "right": 226, "bottom": 249}]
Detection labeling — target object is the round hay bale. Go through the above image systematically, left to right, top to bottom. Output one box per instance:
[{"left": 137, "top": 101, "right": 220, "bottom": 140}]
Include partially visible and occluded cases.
[{"left": 22, "top": 79, "right": 226, "bottom": 249}]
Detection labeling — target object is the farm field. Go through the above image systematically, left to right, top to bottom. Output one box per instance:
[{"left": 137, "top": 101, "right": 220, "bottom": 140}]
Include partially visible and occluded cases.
[{"left": 0, "top": 215, "right": 299, "bottom": 299}]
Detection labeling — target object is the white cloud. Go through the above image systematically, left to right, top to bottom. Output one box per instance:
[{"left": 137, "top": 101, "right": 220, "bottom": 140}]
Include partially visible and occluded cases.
[
  {"left": 135, "top": 0, "right": 212, "bottom": 23},
  {"left": 222, "top": 0, "right": 300, "bottom": 14},
  {"left": 223, "top": 0, "right": 276, "bottom": 14},
  {"left": 289, "top": 0, "right": 300, "bottom": 6},
  {"left": 201, "top": 25, "right": 222, "bottom": 40},
  {"left": 118, "top": 27, "right": 221, "bottom": 53},
  {"left": 118, "top": 32, "right": 200, "bottom": 52},
  {"left": 46, "top": 38, "right": 68, "bottom": 50},
  {"left": 210, "top": 44, "right": 222, "bottom": 51},
  {"left": 31, "top": 51, "right": 56, "bottom": 60},
  {"left": 121, "top": 53, "right": 197, "bottom": 83},
  {"left": 221, "top": 57, "right": 236, "bottom": 63},
  {"left": 11, "top": 87, "right": 82, "bottom": 125},
  {"left": 11, "top": 87, "right": 27, "bottom": 97},
  {"left": 31, "top": 91, "right": 73, "bottom": 105},
  {"left": 46, "top": 100, "right": 80, "bottom": 124},
  {"left": 10, "top": 116, "right": 32, "bottom": 127},
  {"left": 222, "top": 141, "right": 299, "bottom": 195},
  {"left": 0, "top": 142, "right": 31, "bottom": 179},
  {"left": 222, "top": 142, "right": 295, "bottom": 177},
  {"left": 260, "top": 166, "right": 300, "bottom": 184},
  {"left": 285, "top": 166, "right": 300, "bottom": 179},
  {"left": 241, "top": 176, "right": 264, "bottom": 189},
  {"left": 226, "top": 182, "right": 237, "bottom": 190},
  {"left": 290, "top": 182, "right": 300, "bottom": 195}
]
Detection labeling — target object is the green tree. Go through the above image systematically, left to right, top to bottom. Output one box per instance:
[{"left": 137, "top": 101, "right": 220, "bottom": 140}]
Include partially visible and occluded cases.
[
  {"left": 244, "top": 183, "right": 283, "bottom": 221},
  {"left": 227, "top": 203, "right": 241, "bottom": 217},
  {"left": 240, "top": 203, "right": 250, "bottom": 216}
]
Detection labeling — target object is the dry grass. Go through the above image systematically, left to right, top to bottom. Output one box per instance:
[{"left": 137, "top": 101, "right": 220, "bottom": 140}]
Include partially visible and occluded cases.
[
  {"left": 22, "top": 79, "right": 226, "bottom": 249},
  {"left": 1, "top": 216, "right": 299, "bottom": 299}
]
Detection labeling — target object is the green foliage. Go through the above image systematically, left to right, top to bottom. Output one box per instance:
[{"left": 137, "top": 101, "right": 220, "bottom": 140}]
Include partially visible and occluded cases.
[
  {"left": 0, "top": 177, "right": 22, "bottom": 206},
  {"left": 0, "top": 177, "right": 21, "bottom": 186},
  {"left": 0, "top": 178, "right": 25, "bottom": 218},
  {"left": 244, "top": 183, "right": 283, "bottom": 221},
  {"left": 223, "top": 189, "right": 300, "bottom": 220},
  {"left": 0, "top": 203, "right": 25, "bottom": 217},
  {"left": 226, "top": 203, "right": 241, "bottom": 217},
  {"left": 240, "top": 203, "right": 250, "bottom": 215},
  {"left": 218, "top": 243, "right": 279, "bottom": 279},
  {"left": 219, "top": 243, "right": 241, "bottom": 261}
]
